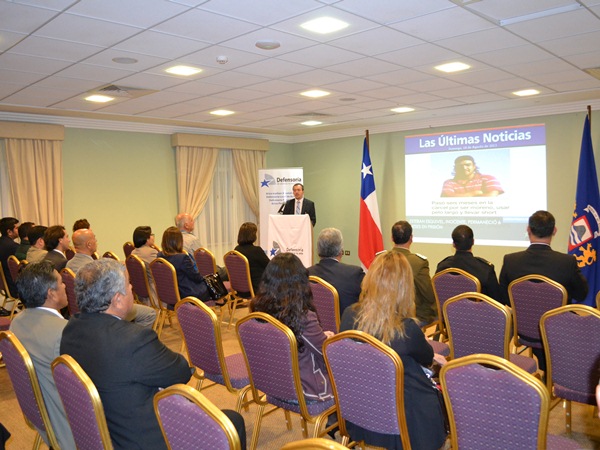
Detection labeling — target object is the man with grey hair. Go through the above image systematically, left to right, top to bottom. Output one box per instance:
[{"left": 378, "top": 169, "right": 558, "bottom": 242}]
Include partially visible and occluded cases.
[
  {"left": 175, "top": 212, "right": 202, "bottom": 255},
  {"left": 308, "top": 227, "right": 365, "bottom": 315},
  {"left": 60, "top": 259, "right": 192, "bottom": 450},
  {"left": 10, "top": 261, "right": 76, "bottom": 449}
]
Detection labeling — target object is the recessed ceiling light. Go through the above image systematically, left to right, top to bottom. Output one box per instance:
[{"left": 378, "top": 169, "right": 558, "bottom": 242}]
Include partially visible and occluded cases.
[
  {"left": 300, "top": 17, "right": 349, "bottom": 34},
  {"left": 255, "top": 39, "right": 281, "bottom": 50},
  {"left": 112, "top": 57, "right": 138, "bottom": 64},
  {"left": 434, "top": 62, "right": 471, "bottom": 73},
  {"left": 165, "top": 65, "right": 203, "bottom": 76},
  {"left": 300, "top": 89, "right": 330, "bottom": 98},
  {"left": 513, "top": 89, "right": 540, "bottom": 97},
  {"left": 84, "top": 94, "right": 114, "bottom": 103},
  {"left": 391, "top": 107, "right": 415, "bottom": 113},
  {"left": 210, "top": 110, "right": 235, "bottom": 116},
  {"left": 302, "top": 120, "right": 322, "bottom": 126}
]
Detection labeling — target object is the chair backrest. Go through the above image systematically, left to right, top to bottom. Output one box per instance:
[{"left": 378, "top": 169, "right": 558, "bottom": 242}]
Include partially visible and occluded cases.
[
  {"left": 123, "top": 241, "right": 135, "bottom": 259},
  {"left": 65, "top": 247, "right": 75, "bottom": 261},
  {"left": 194, "top": 248, "right": 217, "bottom": 277},
  {"left": 223, "top": 250, "right": 254, "bottom": 297},
  {"left": 102, "top": 251, "right": 119, "bottom": 261},
  {"left": 126, "top": 254, "right": 152, "bottom": 300},
  {"left": 7, "top": 255, "right": 21, "bottom": 286},
  {"left": 150, "top": 257, "right": 181, "bottom": 307},
  {"left": 0, "top": 261, "right": 17, "bottom": 299},
  {"left": 60, "top": 268, "right": 79, "bottom": 315},
  {"left": 432, "top": 268, "right": 480, "bottom": 325},
  {"left": 508, "top": 275, "right": 567, "bottom": 344},
  {"left": 309, "top": 276, "right": 340, "bottom": 334},
  {"left": 444, "top": 293, "right": 511, "bottom": 359},
  {"left": 175, "top": 298, "right": 231, "bottom": 387},
  {"left": 540, "top": 305, "right": 600, "bottom": 404},
  {"left": 236, "top": 313, "right": 308, "bottom": 415},
  {"left": 323, "top": 330, "right": 411, "bottom": 449},
  {"left": 0, "top": 331, "right": 59, "bottom": 448},
  {"left": 51, "top": 354, "right": 113, "bottom": 450},
  {"left": 440, "top": 354, "right": 549, "bottom": 450},
  {"left": 154, "top": 384, "right": 241, "bottom": 450}
]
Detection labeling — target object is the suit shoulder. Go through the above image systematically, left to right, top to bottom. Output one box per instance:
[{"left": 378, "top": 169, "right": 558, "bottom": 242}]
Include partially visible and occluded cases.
[
  {"left": 414, "top": 252, "right": 428, "bottom": 260},
  {"left": 474, "top": 256, "right": 494, "bottom": 266}
]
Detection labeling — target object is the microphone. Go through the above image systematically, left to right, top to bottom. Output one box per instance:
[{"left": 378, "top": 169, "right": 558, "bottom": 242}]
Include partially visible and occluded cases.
[{"left": 277, "top": 203, "right": 285, "bottom": 214}]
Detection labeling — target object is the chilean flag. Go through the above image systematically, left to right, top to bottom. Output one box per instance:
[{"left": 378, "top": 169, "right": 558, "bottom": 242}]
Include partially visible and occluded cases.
[{"left": 359, "top": 136, "right": 384, "bottom": 269}]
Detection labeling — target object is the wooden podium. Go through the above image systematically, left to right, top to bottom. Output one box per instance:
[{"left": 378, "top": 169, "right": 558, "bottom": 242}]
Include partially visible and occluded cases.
[{"left": 267, "top": 214, "right": 313, "bottom": 267}]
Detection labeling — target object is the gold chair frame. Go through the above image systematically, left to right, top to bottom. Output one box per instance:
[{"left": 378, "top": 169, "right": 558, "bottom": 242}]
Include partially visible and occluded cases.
[
  {"left": 122, "top": 241, "right": 135, "bottom": 259},
  {"left": 194, "top": 247, "right": 218, "bottom": 275},
  {"left": 223, "top": 250, "right": 254, "bottom": 329},
  {"left": 102, "top": 251, "right": 120, "bottom": 261},
  {"left": 126, "top": 254, "right": 160, "bottom": 331},
  {"left": 3, "top": 255, "right": 24, "bottom": 318},
  {"left": 149, "top": 258, "right": 180, "bottom": 338},
  {"left": 60, "top": 267, "right": 79, "bottom": 316},
  {"left": 431, "top": 267, "right": 481, "bottom": 341},
  {"left": 308, "top": 276, "right": 341, "bottom": 333},
  {"left": 595, "top": 290, "right": 600, "bottom": 309},
  {"left": 175, "top": 297, "right": 250, "bottom": 412},
  {"left": 540, "top": 304, "right": 600, "bottom": 434},
  {"left": 236, "top": 312, "right": 336, "bottom": 450},
  {"left": 323, "top": 330, "right": 411, "bottom": 449},
  {"left": 0, "top": 331, "right": 60, "bottom": 450},
  {"left": 440, "top": 353, "right": 551, "bottom": 450},
  {"left": 51, "top": 354, "right": 114, "bottom": 450},
  {"left": 154, "top": 384, "right": 242, "bottom": 450},
  {"left": 281, "top": 437, "right": 348, "bottom": 450}
]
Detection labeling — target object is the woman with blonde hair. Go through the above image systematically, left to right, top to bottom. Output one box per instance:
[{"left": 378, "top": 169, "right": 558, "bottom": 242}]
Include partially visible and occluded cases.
[{"left": 340, "top": 250, "right": 447, "bottom": 450}]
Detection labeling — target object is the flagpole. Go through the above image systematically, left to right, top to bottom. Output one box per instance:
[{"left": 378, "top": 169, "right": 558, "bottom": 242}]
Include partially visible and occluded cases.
[
  {"left": 588, "top": 105, "right": 591, "bottom": 126},
  {"left": 366, "top": 129, "right": 370, "bottom": 149}
]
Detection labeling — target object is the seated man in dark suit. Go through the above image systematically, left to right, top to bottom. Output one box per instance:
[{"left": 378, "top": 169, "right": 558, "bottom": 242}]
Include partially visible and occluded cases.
[
  {"left": 282, "top": 183, "right": 316, "bottom": 226},
  {"left": 436, "top": 224, "right": 500, "bottom": 301},
  {"left": 42, "top": 225, "right": 70, "bottom": 271},
  {"left": 308, "top": 228, "right": 365, "bottom": 315}
]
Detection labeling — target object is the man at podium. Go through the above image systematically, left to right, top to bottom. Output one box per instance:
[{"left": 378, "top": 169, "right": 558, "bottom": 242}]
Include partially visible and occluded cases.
[{"left": 282, "top": 183, "right": 316, "bottom": 227}]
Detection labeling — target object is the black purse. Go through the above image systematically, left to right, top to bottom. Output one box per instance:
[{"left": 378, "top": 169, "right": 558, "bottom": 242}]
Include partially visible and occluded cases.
[{"left": 203, "top": 273, "right": 228, "bottom": 300}]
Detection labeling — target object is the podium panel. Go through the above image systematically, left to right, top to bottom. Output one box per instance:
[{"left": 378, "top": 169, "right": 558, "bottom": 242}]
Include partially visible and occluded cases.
[{"left": 267, "top": 215, "right": 312, "bottom": 267}]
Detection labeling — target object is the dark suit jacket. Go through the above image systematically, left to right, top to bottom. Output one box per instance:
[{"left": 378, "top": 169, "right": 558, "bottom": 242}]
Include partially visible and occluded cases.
[
  {"left": 282, "top": 197, "right": 316, "bottom": 226},
  {"left": 0, "top": 235, "right": 18, "bottom": 294},
  {"left": 234, "top": 243, "right": 270, "bottom": 293},
  {"left": 499, "top": 243, "right": 588, "bottom": 305},
  {"left": 43, "top": 249, "right": 67, "bottom": 271},
  {"left": 436, "top": 250, "right": 501, "bottom": 301},
  {"left": 157, "top": 252, "right": 210, "bottom": 301},
  {"left": 308, "top": 258, "right": 364, "bottom": 315},
  {"left": 60, "top": 313, "right": 192, "bottom": 450}
]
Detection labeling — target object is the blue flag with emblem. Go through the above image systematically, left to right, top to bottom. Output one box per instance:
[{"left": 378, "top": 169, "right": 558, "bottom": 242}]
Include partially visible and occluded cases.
[{"left": 568, "top": 114, "right": 599, "bottom": 306}]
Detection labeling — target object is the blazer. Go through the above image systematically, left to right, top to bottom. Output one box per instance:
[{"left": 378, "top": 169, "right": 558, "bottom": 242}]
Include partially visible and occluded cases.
[
  {"left": 282, "top": 197, "right": 316, "bottom": 226},
  {"left": 499, "top": 243, "right": 589, "bottom": 305},
  {"left": 43, "top": 249, "right": 67, "bottom": 271},
  {"left": 436, "top": 250, "right": 501, "bottom": 301},
  {"left": 157, "top": 252, "right": 210, "bottom": 301},
  {"left": 308, "top": 258, "right": 365, "bottom": 315},
  {"left": 60, "top": 313, "right": 192, "bottom": 450}
]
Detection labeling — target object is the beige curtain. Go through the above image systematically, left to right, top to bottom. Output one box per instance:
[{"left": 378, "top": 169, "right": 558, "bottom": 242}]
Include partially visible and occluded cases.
[
  {"left": 5, "top": 138, "right": 64, "bottom": 225},
  {"left": 175, "top": 146, "right": 219, "bottom": 218},
  {"left": 232, "top": 149, "right": 265, "bottom": 218}
]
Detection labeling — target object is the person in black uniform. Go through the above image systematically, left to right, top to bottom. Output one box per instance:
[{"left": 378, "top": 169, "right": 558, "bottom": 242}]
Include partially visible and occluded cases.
[{"left": 436, "top": 225, "right": 500, "bottom": 301}]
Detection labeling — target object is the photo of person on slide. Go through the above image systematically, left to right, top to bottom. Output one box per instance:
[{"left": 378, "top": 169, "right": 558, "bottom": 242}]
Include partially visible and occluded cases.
[{"left": 441, "top": 155, "right": 504, "bottom": 197}]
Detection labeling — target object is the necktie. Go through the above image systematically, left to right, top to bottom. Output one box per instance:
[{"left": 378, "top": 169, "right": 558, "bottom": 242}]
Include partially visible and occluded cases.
[{"left": 295, "top": 200, "right": 301, "bottom": 215}]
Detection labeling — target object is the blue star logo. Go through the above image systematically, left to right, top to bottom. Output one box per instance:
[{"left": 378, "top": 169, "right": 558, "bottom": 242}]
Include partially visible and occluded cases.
[
  {"left": 261, "top": 178, "right": 270, "bottom": 187},
  {"left": 270, "top": 248, "right": 277, "bottom": 256}
]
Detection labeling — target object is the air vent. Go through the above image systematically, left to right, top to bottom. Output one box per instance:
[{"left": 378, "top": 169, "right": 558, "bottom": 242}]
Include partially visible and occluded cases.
[
  {"left": 584, "top": 67, "right": 600, "bottom": 81},
  {"left": 93, "top": 84, "right": 157, "bottom": 99},
  {"left": 286, "top": 112, "right": 332, "bottom": 118}
]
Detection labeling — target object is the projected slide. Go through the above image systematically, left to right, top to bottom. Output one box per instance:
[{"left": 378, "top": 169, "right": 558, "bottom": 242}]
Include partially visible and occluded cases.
[{"left": 405, "top": 124, "right": 546, "bottom": 246}]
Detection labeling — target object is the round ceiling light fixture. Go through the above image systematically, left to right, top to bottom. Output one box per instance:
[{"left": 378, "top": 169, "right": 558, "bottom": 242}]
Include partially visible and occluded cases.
[
  {"left": 255, "top": 39, "right": 281, "bottom": 50},
  {"left": 112, "top": 57, "right": 138, "bottom": 64}
]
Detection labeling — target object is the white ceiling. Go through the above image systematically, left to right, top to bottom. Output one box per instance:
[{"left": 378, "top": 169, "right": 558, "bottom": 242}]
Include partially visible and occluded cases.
[{"left": 1, "top": 0, "right": 600, "bottom": 142}]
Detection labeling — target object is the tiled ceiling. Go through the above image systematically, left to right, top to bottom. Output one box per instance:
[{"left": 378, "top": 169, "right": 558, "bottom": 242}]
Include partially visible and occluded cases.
[{"left": 1, "top": 0, "right": 600, "bottom": 138}]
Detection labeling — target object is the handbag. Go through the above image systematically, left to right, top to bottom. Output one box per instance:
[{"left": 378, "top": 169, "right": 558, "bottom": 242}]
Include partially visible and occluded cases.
[{"left": 203, "top": 272, "right": 228, "bottom": 300}]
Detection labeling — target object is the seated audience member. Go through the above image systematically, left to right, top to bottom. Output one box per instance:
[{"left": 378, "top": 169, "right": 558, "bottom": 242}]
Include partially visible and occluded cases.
[
  {"left": 0, "top": 217, "right": 19, "bottom": 299},
  {"left": 72, "top": 218, "right": 90, "bottom": 232},
  {"left": 15, "top": 221, "right": 34, "bottom": 261},
  {"left": 234, "top": 222, "right": 270, "bottom": 295},
  {"left": 436, "top": 225, "right": 500, "bottom": 300},
  {"left": 26, "top": 226, "right": 48, "bottom": 263},
  {"left": 42, "top": 226, "right": 70, "bottom": 271},
  {"left": 131, "top": 226, "right": 158, "bottom": 265},
  {"left": 157, "top": 227, "right": 210, "bottom": 302},
  {"left": 67, "top": 228, "right": 156, "bottom": 328},
  {"left": 308, "top": 228, "right": 364, "bottom": 315},
  {"left": 340, "top": 251, "right": 447, "bottom": 450},
  {"left": 251, "top": 252, "right": 334, "bottom": 403},
  {"left": 60, "top": 259, "right": 193, "bottom": 450},
  {"left": 10, "top": 261, "right": 76, "bottom": 448}
]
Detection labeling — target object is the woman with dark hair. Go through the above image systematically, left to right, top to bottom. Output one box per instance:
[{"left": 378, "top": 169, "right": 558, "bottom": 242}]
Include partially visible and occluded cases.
[
  {"left": 234, "top": 222, "right": 270, "bottom": 294},
  {"left": 131, "top": 226, "right": 158, "bottom": 265},
  {"left": 157, "top": 227, "right": 210, "bottom": 302},
  {"left": 340, "top": 251, "right": 447, "bottom": 450},
  {"left": 251, "top": 252, "right": 334, "bottom": 403}
]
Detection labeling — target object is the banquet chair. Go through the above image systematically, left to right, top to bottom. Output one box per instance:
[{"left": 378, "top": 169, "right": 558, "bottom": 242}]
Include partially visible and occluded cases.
[
  {"left": 122, "top": 241, "right": 135, "bottom": 259},
  {"left": 65, "top": 247, "right": 75, "bottom": 261},
  {"left": 194, "top": 247, "right": 218, "bottom": 276},
  {"left": 223, "top": 250, "right": 254, "bottom": 329},
  {"left": 102, "top": 251, "right": 119, "bottom": 261},
  {"left": 6, "top": 255, "right": 25, "bottom": 317},
  {"left": 125, "top": 255, "right": 159, "bottom": 328},
  {"left": 0, "top": 260, "right": 21, "bottom": 319},
  {"left": 431, "top": 267, "right": 480, "bottom": 341},
  {"left": 60, "top": 268, "right": 79, "bottom": 316},
  {"left": 508, "top": 275, "right": 567, "bottom": 355},
  {"left": 309, "top": 276, "right": 340, "bottom": 333},
  {"left": 444, "top": 293, "right": 538, "bottom": 374},
  {"left": 175, "top": 297, "right": 250, "bottom": 411},
  {"left": 540, "top": 304, "right": 600, "bottom": 434},
  {"left": 236, "top": 313, "right": 336, "bottom": 450},
  {"left": 322, "top": 330, "right": 412, "bottom": 449},
  {"left": 0, "top": 331, "right": 60, "bottom": 450},
  {"left": 440, "top": 353, "right": 579, "bottom": 450},
  {"left": 51, "top": 354, "right": 113, "bottom": 450},
  {"left": 154, "top": 384, "right": 242, "bottom": 450},
  {"left": 281, "top": 438, "right": 348, "bottom": 450}
]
